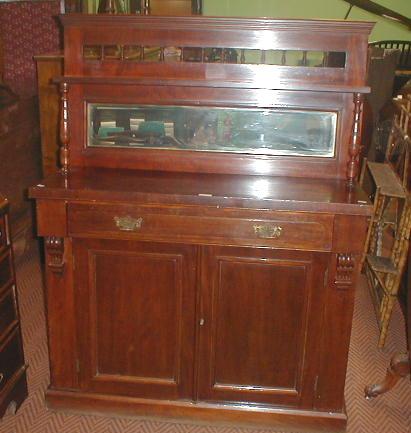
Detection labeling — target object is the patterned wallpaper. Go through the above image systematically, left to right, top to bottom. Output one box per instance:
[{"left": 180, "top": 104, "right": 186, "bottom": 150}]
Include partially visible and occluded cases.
[{"left": 0, "top": 1, "right": 61, "bottom": 97}]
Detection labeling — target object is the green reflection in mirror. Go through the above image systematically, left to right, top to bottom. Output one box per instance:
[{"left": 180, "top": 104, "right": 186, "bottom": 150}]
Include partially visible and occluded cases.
[{"left": 88, "top": 104, "right": 337, "bottom": 158}]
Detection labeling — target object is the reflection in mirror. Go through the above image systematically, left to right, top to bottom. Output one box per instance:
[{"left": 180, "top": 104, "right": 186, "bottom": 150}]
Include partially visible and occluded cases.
[{"left": 88, "top": 104, "right": 337, "bottom": 158}]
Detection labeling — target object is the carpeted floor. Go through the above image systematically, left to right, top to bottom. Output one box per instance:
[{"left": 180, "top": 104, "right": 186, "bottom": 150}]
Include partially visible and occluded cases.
[{"left": 1, "top": 245, "right": 410, "bottom": 433}]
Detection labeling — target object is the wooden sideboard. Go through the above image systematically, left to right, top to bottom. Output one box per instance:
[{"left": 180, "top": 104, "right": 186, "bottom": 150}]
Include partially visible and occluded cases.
[
  {"left": 30, "top": 15, "right": 374, "bottom": 431},
  {"left": 0, "top": 196, "right": 28, "bottom": 417}
]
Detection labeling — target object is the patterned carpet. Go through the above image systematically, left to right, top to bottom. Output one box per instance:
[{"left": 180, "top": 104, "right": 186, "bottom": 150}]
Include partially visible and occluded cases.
[{"left": 1, "top": 245, "right": 411, "bottom": 433}]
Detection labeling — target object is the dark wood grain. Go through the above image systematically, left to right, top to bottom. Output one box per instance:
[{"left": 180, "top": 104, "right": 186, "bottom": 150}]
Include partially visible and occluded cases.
[
  {"left": 30, "top": 15, "right": 373, "bottom": 431},
  {"left": 55, "top": 15, "right": 372, "bottom": 178},
  {"left": 35, "top": 53, "right": 64, "bottom": 177},
  {"left": 63, "top": 85, "right": 354, "bottom": 179},
  {"left": 0, "top": 94, "right": 41, "bottom": 252},
  {"left": 30, "top": 168, "right": 372, "bottom": 216},
  {"left": 0, "top": 197, "right": 28, "bottom": 418},
  {"left": 36, "top": 199, "right": 67, "bottom": 237},
  {"left": 67, "top": 202, "right": 334, "bottom": 250},
  {"left": 315, "top": 215, "right": 368, "bottom": 411},
  {"left": 74, "top": 239, "right": 197, "bottom": 400},
  {"left": 197, "top": 246, "right": 328, "bottom": 408},
  {"left": 0, "top": 289, "right": 18, "bottom": 336},
  {"left": 45, "top": 387, "right": 347, "bottom": 432}
]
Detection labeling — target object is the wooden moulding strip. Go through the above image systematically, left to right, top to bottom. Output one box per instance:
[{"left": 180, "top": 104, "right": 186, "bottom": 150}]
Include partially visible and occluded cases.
[
  {"left": 53, "top": 76, "right": 371, "bottom": 94},
  {"left": 45, "top": 388, "right": 347, "bottom": 433}
]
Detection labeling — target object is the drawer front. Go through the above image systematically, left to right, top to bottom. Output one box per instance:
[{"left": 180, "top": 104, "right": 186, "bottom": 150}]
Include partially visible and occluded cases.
[
  {"left": 68, "top": 203, "right": 333, "bottom": 251},
  {"left": 0, "top": 216, "right": 7, "bottom": 251},
  {"left": 0, "top": 251, "right": 12, "bottom": 291},
  {"left": 0, "top": 288, "right": 18, "bottom": 337},
  {"left": 0, "top": 330, "right": 25, "bottom": 393}
]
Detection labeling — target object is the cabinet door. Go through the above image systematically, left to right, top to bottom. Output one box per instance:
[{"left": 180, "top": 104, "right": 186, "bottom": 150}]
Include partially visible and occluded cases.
[
  {"left": 73, "top": 239, "right": 197, "bottom": 400},
  {"left": 197, "top": 246, "right": 328, "bottom": 408}
]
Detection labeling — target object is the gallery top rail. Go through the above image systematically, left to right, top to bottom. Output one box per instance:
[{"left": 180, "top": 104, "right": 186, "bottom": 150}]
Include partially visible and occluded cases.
[{"left": 60, "top": 14, "right": 374, "bottom": 92}]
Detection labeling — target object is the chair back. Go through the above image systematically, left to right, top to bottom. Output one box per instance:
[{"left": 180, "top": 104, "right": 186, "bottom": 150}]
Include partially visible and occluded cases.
[{"left": 369, "top": 40, "right": 411, "bottom": 71}]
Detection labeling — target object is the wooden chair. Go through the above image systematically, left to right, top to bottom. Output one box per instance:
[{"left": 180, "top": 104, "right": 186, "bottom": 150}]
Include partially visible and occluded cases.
[
  {"left": 369, "top": 40, "right": 411, "bottom": 94},
  {"left": 369, "top": 41, "right": 411, "bottom": 72},
  {"left": 363, "top": 194, "right": 411, "bottom": 347}
]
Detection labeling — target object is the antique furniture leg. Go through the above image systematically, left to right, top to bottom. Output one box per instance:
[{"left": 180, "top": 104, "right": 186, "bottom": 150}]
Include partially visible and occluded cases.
[{"left": 365, "top": 352, "right": 410, "bottom": 398}]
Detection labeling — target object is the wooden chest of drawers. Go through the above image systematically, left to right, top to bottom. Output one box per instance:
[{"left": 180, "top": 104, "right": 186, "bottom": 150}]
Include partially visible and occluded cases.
[{"left": 0, "top": 196, "right": 28, "bottom": 417}]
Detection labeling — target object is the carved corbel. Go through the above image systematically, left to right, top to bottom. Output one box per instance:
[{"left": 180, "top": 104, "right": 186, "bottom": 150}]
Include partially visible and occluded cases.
[
  {"left": 45, "top": 237, "right": 65, "bottom": 274},
  {"left": 334, "top": 253, "right": 355, "bottom": 290}
]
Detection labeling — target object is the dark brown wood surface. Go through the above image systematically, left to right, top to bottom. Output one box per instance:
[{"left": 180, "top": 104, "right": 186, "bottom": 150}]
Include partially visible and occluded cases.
[
  {"left": 30, "top": 15, "right": 374, "bottom": 431},
  {"left": 55, "top": 15, "right": 373, "bottom": 179},
  {"left": 35, "top": 53, "right": 63, "bottom": 177},
  {"left": 0, "top": 94, "right": 41, "bottom": 251},
  {"left": 31, "top": 168, "right": 371, "bottom": 215},
  {"left": 0, "top": 197, "right": 28, "bottom": 418},
  {"left": 67, "top": 201, "right": 334, "bottom": 250},
  {"left": 74, "top": 238, "right": 197, "bottom": 400},
  {"left": 197, "top": 246, "right": 328, "bottom": 408}
]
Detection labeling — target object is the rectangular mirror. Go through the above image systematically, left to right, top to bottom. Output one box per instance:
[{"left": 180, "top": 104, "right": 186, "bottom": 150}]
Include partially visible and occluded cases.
[{"left": 87, "top": 104, "right": 337, "bottom": 158}]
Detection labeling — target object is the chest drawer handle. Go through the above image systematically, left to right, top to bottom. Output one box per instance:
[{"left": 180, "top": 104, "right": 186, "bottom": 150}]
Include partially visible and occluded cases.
[
  {"left": 114, "top": 216, "right": 143, "bottom": 231},
  {"left": 253, "top": 225, "right": 283, "bottom": 239},
  {"left": 0, "top": 373, "right": 4, "bottom": 385}
]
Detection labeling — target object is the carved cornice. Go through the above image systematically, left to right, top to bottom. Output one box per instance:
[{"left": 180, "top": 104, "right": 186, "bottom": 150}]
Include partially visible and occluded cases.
[{"left": 60, "top": 14, "right": 375, "bottom": 34}]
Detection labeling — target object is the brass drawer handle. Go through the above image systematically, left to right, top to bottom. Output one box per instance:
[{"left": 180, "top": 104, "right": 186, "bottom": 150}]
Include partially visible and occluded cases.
[
  {"left": 114, "top": 216, "right": 143, "bottom": 232},
  {"left": 253, "top": 225, "right": 283, "bottom": 239},
  {"left": 0, "top": 373, "right": 4, "bottom": 384}
]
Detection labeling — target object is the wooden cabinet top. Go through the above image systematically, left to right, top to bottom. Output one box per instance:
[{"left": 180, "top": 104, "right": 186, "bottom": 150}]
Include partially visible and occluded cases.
[{"left": 30, "top": 168, "right": 371, "bottom": 215}]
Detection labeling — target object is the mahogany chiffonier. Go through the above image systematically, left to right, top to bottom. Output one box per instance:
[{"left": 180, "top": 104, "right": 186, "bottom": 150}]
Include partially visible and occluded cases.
[
  {"left": 29, "top": 15, "right": 373, "bottom": 431},
  {"left": 0, "top": 196, "right": 28, "bottom": 417}
]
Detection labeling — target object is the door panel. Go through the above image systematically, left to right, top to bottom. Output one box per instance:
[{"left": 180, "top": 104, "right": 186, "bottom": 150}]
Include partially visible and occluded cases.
[
  {"left": 74, "top": 239, "right": 197, "bottom": 400},
  {"left": 197, "top": 246, "right": 328, "bottom": 408}
]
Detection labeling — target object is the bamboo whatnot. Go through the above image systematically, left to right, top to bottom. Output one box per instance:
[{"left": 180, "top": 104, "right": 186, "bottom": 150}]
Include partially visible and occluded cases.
[{"left": 360, "top": 96, "right": 411, "bottom": 348}]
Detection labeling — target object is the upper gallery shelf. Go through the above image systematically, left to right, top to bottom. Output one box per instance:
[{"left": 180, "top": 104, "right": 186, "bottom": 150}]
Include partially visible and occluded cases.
[
  {"left": 57, "top": 14, "right": 373, "bottom": 179},
  {"left": 61, "top": 14, "right": 373, "bottom": 92}
]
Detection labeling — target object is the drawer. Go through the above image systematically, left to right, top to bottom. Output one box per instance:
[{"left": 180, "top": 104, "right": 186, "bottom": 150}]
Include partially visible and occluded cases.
[
  {"left": 68, "top": 203, "right": 333, "bottom": 251},
  {"left": 0, "top": 216, "right": 7, "bottom": 251},
  {"left": 0, "top": 251, "right": 12, "bottom": 291},
  {"left": 0, "top": 288, "right": 18, "bottom": 337},
  {"left": 0, "top": 330, "right": 25, "bottom": 393}
]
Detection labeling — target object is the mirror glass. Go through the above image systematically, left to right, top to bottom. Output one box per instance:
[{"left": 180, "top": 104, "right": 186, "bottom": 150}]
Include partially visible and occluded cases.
[{"left": 87, "top": 104, "right": 337, "bottom": 158}]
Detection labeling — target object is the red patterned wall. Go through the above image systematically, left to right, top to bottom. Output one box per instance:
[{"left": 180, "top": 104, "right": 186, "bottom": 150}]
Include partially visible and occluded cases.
[{"left": 0, "top": 1, "right": 61, "bottom": 97}]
